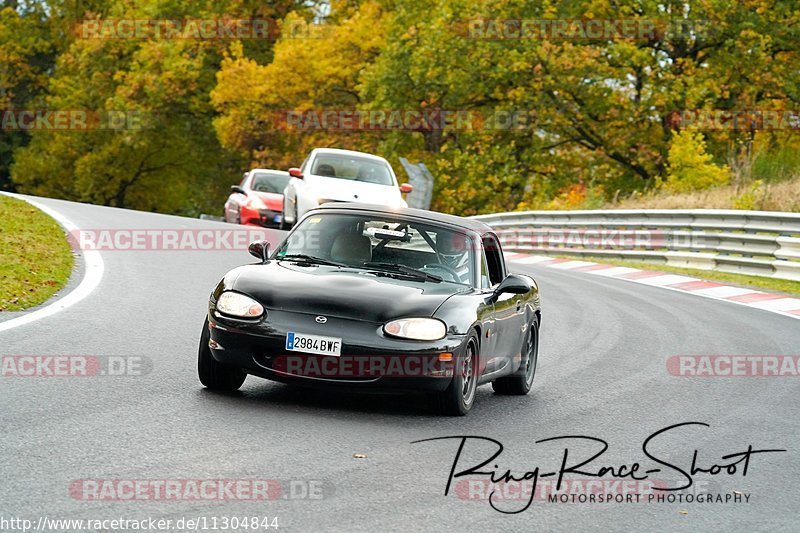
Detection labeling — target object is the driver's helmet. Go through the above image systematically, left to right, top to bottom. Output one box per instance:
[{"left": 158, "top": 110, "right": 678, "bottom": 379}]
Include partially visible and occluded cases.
[{"left": 437, "top": 232, "right": 470, "bottom": 270}]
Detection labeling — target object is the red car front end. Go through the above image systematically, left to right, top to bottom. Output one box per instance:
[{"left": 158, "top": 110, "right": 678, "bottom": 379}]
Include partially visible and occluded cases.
[{"left": 239, "top": 191, "right": 284, "bottom": 227}]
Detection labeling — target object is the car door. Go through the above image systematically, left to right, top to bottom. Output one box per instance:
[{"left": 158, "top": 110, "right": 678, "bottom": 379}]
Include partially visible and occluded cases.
[
  {"left": 483, "top": 235, "right": 526, "bottom": 374},
  {"left": 476, "top": 247, "right": 499, "bottom": 377}
]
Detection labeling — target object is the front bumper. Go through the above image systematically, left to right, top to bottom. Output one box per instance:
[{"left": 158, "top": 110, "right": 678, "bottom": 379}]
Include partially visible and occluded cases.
[
  {"left": 241, "top": 207, "right": 282, "bottom": 227},
  {"left": 257, "top": 209, "right": 282, "bottom": 226},
  {"left": 207, "top": 309, "right": 466, "bottom": 393}
]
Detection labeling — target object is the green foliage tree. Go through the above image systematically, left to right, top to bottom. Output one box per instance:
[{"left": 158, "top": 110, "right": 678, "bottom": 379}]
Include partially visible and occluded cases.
[
  {"left": 3, "top": 0, "right": 800, "bottom": 214},
  {"left": 10, "top": 0, "right": 305, "bottom": 215},
  {"left": 211, "top": 2, "right": 389, "bottom": 169},
  {"left": 1, "top": 4, "right": 54, "bottom": 191},
  {"left": 664, "top": 129, "right": 729, "bottom": 193}
]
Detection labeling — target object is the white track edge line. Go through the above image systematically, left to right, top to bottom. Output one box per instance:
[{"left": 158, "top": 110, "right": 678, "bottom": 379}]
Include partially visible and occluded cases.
[{"left": 0, "top": 193, "right": 105, "bottom": 333}]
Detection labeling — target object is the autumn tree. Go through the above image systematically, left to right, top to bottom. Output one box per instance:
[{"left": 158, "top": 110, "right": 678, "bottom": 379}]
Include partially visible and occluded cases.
[
  {"left": 5, "top": 0, "right": 800, "bottom": 215},
  {"left": 11, "top": 0, "right": 306, "bottom": 214},
  {"left": 211, "top": 1, "right": 389, "bottom": 170}
]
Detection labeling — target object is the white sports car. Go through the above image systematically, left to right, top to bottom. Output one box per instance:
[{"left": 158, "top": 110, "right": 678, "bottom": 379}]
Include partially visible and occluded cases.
[{"left": 280, "top": 148, "right": 412, "bottom": 229}]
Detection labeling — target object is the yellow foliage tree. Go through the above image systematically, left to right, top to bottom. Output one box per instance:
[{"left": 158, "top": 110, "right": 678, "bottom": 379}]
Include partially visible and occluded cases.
[
  {"left": 211, "top": 3, "right": 389, "bottom": 167},
  {"left": 664, "top": 130, "right": 729, "bottom": 193}
]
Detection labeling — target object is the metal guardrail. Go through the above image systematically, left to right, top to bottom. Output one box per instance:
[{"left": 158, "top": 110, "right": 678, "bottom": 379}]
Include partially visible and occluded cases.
[{"left": 472, "top": 209, "right": 800, "bottom": 282}]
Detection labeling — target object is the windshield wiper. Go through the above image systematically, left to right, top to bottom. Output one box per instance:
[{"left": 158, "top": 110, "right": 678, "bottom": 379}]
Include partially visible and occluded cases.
[
  {"left": 279, "top": 254, "right": 347, "bottom": 267},
  {"left": 362, "top": 262, "right": 443, "bottom": 282}
]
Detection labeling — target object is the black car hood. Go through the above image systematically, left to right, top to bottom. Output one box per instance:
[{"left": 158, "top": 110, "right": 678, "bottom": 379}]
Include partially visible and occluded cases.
[{"left": 227, "top": 261, "right": 467, "bottom": 323}]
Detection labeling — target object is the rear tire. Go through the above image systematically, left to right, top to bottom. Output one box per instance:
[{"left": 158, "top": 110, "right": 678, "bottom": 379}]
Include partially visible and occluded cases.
[
  {"left": 198, "top": 318, "right": 247, "bottom": 391},
  {"left": 492, "top": 320, "right": 538, "bottom": 395},
  {"left": 429, "top": 332, "right": 479, "bottom": 416}
]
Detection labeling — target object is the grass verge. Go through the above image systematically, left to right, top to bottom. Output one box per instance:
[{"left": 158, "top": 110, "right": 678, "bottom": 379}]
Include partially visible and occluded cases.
[
  {"left": 608, "top": 175, "right": 800, "bottom": 212},
  {"left": 0, "top": 195, "right": 74, "bottom": 311},
  {"left": 555, "top": 255, "right": 800, "bottom": 298}
]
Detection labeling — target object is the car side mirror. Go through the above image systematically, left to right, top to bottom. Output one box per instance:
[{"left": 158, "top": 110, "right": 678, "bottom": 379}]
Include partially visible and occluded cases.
[
  {"left": 288, "top": 168, "right": 304, "bottom": 179},
  {"left": 399, "top": 183, "right": 413, "bottom": 194},
  {"left": 231, "top": 185, "right": 246, "bottom": 195},
  {"left": 248, "top": 240, "right": 270, "bottom": 264},
  {"left": 493, "top": 274, "right": 530, "bottom": 297}
]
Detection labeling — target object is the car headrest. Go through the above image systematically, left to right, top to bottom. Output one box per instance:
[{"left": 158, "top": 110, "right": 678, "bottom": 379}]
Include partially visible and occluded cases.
[
  {"left": 316, "top": 164, "right": 336, "bottom": 177},
  {"left": 330, "top": 234, "right": 372, "bottom": 264}
]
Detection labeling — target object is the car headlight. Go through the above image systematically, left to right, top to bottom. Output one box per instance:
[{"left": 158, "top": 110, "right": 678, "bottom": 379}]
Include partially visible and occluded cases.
[
  {"left": 216, "top": 291, "right": 264, "bottom": 318},
  {"left": 384, "top": 318, "right": 446, "bottom": 341}
]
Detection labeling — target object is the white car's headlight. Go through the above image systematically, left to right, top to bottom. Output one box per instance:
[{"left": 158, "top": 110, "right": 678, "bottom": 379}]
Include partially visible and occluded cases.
[
  {"left": 216, "top": 291, "right": 264, "bottom": 318},
  {"left": 384, "top": 318, "right": 446, "bottom": 340}
]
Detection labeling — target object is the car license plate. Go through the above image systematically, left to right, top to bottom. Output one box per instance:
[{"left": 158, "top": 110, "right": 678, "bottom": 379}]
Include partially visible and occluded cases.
[{"left": 285, "top": 332, "right": 342, "bottom": 356}]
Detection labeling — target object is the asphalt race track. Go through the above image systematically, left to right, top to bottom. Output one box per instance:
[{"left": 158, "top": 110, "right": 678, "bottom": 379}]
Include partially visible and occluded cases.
[{"left": 1, "top": 196, "right": 798, "bottom": 532}]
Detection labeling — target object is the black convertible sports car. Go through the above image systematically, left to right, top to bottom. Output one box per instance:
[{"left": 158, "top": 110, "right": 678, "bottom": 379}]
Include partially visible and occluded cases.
[{"left": 198, "top": 203, "right": 541, "bottom": 415}]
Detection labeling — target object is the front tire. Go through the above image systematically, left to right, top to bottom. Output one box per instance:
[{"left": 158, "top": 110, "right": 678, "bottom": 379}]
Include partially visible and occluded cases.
[
  {"left": 198, "top": 318, "right": 247, "bottom": 391},
  {"left": 492, "top": 320, "right": 538, "bottom": 395},
  {"left": 429, "top": 332, "right": 479, "bottom": 416}
]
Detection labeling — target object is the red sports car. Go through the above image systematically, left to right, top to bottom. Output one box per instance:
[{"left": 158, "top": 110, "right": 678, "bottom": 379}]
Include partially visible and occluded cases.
[{"left": 224, "top": 169, "right": 291, "bottom": 227}]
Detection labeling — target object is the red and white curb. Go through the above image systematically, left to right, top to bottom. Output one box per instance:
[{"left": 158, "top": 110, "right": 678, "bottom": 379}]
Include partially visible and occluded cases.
[{"left": 504, "top": 252, "right": 800, "bottom": 321}]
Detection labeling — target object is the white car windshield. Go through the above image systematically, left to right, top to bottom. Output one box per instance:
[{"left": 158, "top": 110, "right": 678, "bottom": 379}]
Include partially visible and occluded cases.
[{"left": 310, "top": 155, "right": 394, "bottom": 186}]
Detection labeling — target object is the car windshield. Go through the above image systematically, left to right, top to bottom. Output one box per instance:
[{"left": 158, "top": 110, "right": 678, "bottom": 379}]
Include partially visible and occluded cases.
[
  {"left": 309, "top": 155, "right": 394, "bottom": 186},
  {"left": 251, "top": 172, "right": 290, "bottom": 194},
  {"left": 274, "top": 213, "right": 475, "bottom": 286}
]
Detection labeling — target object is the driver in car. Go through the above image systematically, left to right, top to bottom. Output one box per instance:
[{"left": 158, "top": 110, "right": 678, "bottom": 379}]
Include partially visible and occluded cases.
[{"left": 437, "top": 232, "right": 472, "bottom": 284}]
